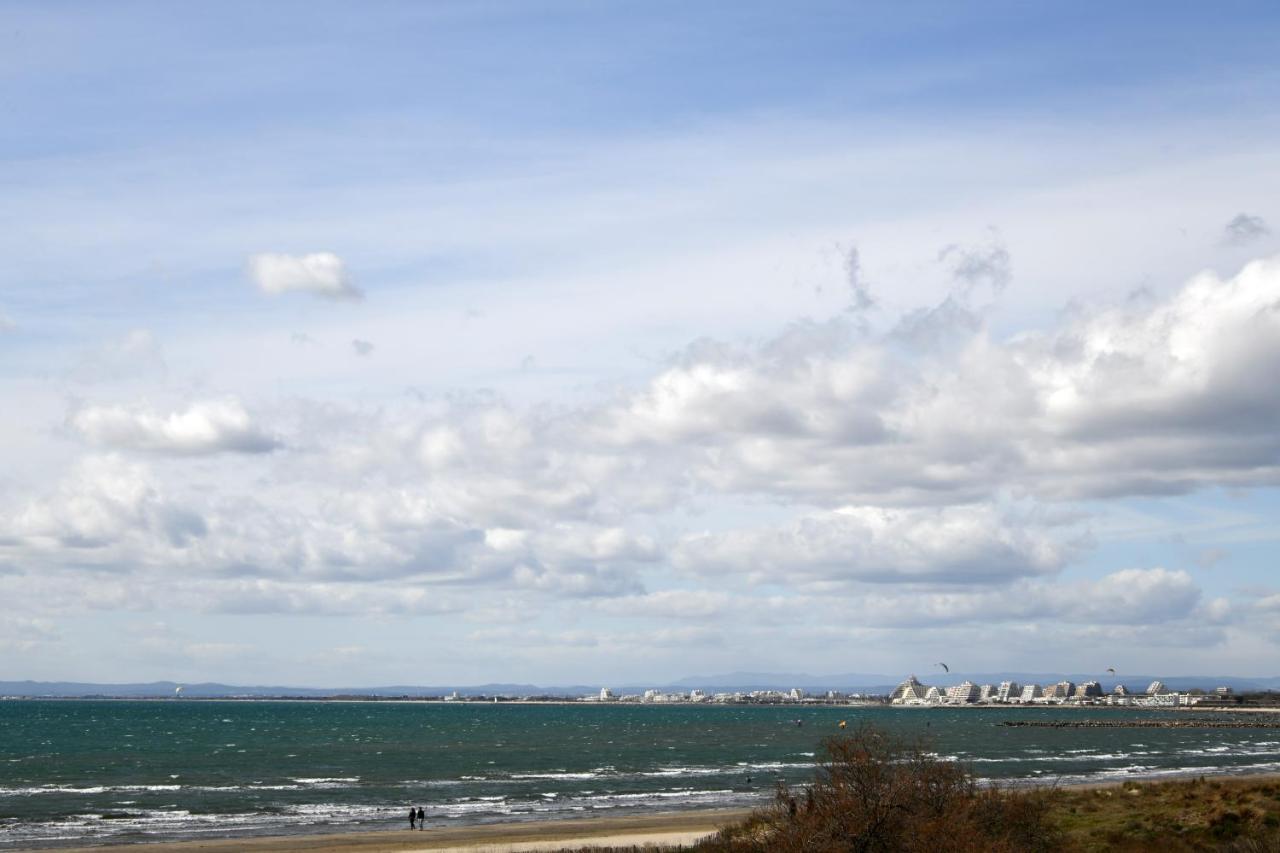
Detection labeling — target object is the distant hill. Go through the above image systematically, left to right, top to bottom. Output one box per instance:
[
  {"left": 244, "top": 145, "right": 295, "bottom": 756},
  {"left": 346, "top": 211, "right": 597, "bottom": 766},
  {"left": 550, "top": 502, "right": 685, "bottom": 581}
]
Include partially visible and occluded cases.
[
  {"left": 4, "top": 672, "right": 1278, "bottom": 699},
  {"left": 0, "top": 680, "right": 600, "bottom": 698}
]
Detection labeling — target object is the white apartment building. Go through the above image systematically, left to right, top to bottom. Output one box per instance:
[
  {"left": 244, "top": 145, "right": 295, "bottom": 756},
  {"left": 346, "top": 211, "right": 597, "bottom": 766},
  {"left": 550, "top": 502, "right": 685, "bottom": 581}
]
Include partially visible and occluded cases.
[
  {"left": 890, "top": 676, "right": 929, "bottom": 704},
  {"left": 946, "top": 681, "right": 980, "bottom": 703},
  {"left": 996, "top": 681, "right": 1021, "bottom": 702},
  {"left": 1019, "top": 684, "right": 1042, "bottom": 702}
]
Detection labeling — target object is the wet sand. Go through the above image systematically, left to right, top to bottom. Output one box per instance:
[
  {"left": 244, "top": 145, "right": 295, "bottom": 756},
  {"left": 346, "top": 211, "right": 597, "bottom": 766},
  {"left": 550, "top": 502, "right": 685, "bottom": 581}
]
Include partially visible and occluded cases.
[{"left": 42, "top": 808, "right": 751, "bottom": 852}]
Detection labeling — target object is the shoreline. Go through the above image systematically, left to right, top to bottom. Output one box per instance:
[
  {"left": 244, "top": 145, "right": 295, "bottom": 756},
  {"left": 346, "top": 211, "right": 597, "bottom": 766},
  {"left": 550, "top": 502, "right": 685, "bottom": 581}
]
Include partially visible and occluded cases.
[
  {"left": 6, "top": 697, "right": 1280, "bottom": 715},
  {"left": 29, "top": 770, "right": 1280, "bottom": 853},
  {"left": 21, "top": 808, "right": 753, "bottom": 853}
]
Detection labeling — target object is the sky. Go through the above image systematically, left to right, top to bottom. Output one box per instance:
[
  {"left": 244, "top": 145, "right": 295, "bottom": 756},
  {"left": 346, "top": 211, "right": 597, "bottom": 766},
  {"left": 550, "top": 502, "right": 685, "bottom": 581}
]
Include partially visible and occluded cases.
[{"left": 2, "top": 1, "right": 1280, "bottom": 686}]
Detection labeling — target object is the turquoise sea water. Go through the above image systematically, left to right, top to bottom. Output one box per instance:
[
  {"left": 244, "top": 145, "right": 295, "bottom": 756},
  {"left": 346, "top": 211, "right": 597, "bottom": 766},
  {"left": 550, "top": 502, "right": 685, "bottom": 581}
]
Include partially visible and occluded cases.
[{"left": 3, "top": 700, "right": 1280, "bottom": 847}]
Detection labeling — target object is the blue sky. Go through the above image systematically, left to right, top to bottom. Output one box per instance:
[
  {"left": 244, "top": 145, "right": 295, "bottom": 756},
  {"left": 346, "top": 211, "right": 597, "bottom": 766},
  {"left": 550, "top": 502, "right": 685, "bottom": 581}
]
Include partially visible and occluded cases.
[{"left": 2, "top": 2, "right": 1280, "bottom": 686}]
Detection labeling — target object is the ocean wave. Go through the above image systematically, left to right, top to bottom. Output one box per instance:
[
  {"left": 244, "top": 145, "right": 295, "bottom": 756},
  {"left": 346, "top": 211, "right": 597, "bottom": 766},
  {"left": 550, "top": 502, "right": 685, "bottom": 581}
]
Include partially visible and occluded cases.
[
  {"left": 993, "top": 759, "right": 1280, "bottom": 788},
  {"left": 494, "top": 760, "right": 809, "bottom": 784},
  {"left": 0, "top": 778, "right": 374, "bottom": 797}
]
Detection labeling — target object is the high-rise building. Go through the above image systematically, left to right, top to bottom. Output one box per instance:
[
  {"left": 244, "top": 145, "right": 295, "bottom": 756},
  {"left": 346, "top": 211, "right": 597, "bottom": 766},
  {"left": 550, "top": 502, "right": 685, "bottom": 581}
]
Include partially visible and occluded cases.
[
  {"left": 890, "top": 676, "right": 929, "bottom": 704},
  {"left": 1146, "top": 680, "right": 1166, "bottom": 695},
  {"left": 947, "top": 681, "right": 980, "bottom": 703},
  {"left": 996, "top": 681, "right": 1021, "bottom": 702},
  {"left": 1073, "top": 681, "right": 1103, "bottom": 698},
  {"left": 1019, "top": 684, "right": 1043, "bottom": 702}
]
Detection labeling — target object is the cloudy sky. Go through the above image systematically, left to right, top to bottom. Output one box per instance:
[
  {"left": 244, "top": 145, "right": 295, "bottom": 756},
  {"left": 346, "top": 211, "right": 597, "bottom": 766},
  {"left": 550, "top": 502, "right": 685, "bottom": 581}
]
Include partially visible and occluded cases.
[{"left": 3, "top": 2, "right": 1280, "bottom": 686}]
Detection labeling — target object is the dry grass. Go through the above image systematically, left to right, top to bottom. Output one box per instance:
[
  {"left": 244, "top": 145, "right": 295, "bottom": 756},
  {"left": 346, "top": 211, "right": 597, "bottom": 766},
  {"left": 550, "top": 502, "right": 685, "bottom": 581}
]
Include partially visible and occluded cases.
[{"left": 1047, "top": 775, "right": 1280, "bottom": 851}]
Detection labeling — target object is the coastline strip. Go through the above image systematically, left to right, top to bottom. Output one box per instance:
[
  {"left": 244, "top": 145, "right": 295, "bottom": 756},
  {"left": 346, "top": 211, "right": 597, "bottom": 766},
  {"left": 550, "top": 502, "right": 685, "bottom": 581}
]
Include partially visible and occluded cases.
[
  {"left": 1000, "top": 719, "right": 1280, "bottom": 728},
  {"left": 40, "top": 808, "right": 751, "bottom": 853}
]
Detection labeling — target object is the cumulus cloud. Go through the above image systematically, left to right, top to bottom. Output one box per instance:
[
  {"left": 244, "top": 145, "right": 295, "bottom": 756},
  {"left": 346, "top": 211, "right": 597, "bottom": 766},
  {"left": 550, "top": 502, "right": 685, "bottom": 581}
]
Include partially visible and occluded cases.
[
  {"left": 1223, "top": 213, "right": 1270, "bottom": 246},
  {"left": 249, "top": 252, "right": 362, "bottom": 300},
  {"left": 598, "top": 255, "right": 1280, "bottom": 504},
  {"left": 5, "top": 256, "right": 1279, "bottom": 646},
  {"left": 70, "top": 399, "right": 279, "bottom": 455},
  {"left": 9, "top": 455, "right": 205, "bottom": 550},
  {"left": 674, "top": 505, "right": 1071, "bottom": 585},
  {"left": 912, "top": 566, "right": 1202, "bottom": 626},
  {"left": 651, "top": 567, "right": 1202, "bottom": 630},
  {"left": 1061, "top": 567, "right": 1201, "bottom": 624}
]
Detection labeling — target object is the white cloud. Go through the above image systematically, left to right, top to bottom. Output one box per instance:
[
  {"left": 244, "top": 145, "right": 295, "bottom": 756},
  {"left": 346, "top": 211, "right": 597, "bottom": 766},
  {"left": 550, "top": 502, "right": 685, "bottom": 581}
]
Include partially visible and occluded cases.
[
  {"left": 248, "top": 252, "right": 362, "bottom": 300},
  {"left": 598, "top": 254, "right": 1280, "bottom": 504},
  {"left": 3, "top": 255, "right": 1278, "bottom": 676},
  {"left": 351, "top": 338, "right": 374, "bottom": 356},
  {"left": 70, "top": 399, "right": 279, "bottom": 455},
  {"left": 9, "top": 455, "right": 205, "bottom": 549},
  {"left": 674, "top": 505, "right": 1070, "bottom": 585},
  {"left": 608, "top": 568, "right": 1202, "bottom": 631},
  {"left": 1063, "top": 568, "right": 1201, "bottom": 624}
]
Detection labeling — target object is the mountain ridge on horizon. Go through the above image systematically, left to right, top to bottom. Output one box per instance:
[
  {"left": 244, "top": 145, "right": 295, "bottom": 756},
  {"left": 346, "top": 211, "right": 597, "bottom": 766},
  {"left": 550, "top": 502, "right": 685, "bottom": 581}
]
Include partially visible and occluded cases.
[{"left": 5, "top": 671, "right": 1280, "bottom": 698}]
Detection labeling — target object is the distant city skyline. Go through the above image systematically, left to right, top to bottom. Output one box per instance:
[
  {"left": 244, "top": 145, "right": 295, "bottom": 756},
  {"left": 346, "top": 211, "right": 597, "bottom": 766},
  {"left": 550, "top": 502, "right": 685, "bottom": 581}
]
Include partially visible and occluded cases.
[{"left": 3, "top": 3, "right": 1280, "bottom": 684}]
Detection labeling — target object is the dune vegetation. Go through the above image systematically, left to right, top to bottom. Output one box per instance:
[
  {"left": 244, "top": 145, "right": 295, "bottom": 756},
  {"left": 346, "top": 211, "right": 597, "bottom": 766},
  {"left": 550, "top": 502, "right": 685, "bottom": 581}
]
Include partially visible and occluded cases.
[{"left": 570, "top": 724, "right": 1280, "bottom": 852}]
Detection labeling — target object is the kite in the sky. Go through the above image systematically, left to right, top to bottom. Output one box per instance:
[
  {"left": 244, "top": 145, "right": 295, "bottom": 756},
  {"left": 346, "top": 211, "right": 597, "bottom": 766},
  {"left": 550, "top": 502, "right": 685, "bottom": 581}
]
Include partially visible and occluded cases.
[{"left": 936, "top": 662, "right": 950, "bottom": 673}]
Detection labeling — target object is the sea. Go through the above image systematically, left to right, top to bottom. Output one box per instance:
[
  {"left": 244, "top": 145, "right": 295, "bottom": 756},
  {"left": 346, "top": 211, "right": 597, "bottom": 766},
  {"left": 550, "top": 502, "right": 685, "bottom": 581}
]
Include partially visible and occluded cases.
[{"left": 3, "top": 700, "right": 1280, "bottom": 848}]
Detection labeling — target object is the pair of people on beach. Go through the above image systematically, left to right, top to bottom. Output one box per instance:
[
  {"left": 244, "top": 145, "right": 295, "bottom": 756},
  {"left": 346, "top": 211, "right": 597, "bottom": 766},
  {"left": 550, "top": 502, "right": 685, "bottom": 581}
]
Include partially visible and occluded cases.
[{"left": 408, "top": 806, "right": 425, "bottom": 829}]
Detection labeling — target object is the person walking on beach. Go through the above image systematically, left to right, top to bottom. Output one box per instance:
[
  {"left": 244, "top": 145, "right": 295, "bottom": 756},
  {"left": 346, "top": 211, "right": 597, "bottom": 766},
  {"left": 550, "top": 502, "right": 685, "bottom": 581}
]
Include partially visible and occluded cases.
[
  {"left": 409, "top": 806, "right": 416, "bottom": 830},
  {"left": 416, "top": 806, "right": 425, "bottom": 829}
]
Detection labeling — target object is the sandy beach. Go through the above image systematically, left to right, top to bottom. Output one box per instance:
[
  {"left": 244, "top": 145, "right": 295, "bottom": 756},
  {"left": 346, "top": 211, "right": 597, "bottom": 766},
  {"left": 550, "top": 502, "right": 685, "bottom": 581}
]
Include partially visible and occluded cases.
[{"left": 41, "top": 808, "right": 751, "bottom": 853}]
